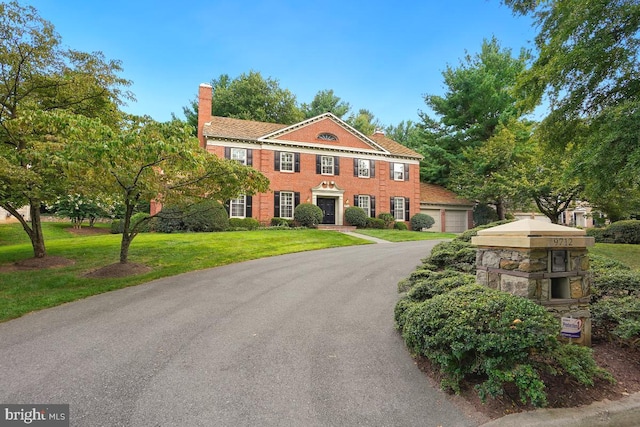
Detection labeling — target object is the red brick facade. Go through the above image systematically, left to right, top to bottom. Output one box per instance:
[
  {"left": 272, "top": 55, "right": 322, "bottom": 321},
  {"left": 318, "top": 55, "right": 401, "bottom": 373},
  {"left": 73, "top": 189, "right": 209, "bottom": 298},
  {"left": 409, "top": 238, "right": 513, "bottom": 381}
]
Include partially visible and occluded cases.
[{"left": 196, "top": 83, "right": 423, "bottom": 226}]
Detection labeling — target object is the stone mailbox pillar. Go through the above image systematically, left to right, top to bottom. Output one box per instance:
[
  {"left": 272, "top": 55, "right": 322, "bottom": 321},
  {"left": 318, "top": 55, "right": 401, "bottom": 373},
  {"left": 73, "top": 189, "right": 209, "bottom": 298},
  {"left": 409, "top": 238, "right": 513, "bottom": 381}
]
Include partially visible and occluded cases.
[{"left": 471, "top": 219, "right": 595, "bottom": 346}]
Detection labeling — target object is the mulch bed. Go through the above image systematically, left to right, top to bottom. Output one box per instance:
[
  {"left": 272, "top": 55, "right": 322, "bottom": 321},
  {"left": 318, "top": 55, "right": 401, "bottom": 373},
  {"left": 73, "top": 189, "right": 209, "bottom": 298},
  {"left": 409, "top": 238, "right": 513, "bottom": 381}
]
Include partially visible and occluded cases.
[{"left": 415, "top": 338, "right": 640, "bottom": 421}]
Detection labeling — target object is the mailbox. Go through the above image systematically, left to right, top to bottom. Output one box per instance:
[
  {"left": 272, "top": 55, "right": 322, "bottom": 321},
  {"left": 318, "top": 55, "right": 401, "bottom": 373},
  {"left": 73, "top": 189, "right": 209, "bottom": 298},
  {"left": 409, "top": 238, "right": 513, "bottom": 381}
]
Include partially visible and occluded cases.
[
  {"left": 471, "top": 219, "right": 595, "bottom": 346},
  {"left": 551, "top": 250, "right": 567, "bottom": 272}
]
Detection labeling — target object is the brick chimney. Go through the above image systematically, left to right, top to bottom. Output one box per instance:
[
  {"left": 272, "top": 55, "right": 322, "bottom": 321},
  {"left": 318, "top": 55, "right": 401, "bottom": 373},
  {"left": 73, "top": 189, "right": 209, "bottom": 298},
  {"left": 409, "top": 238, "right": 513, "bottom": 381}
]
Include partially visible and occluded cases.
[{"left": 198, "top": 83, "right": 213, "bottom": 148}]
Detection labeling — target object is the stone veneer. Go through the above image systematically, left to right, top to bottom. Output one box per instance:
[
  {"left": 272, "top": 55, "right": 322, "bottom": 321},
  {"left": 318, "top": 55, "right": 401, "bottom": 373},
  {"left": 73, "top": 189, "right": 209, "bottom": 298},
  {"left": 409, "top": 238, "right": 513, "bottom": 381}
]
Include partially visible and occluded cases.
[{"left": 472, "top": 219, "right": 595, "bottom": 346}]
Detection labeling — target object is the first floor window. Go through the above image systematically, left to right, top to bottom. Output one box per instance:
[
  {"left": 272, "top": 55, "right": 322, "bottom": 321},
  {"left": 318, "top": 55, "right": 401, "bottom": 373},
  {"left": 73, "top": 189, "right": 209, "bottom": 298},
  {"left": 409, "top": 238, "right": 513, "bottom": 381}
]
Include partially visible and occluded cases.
[
  {"left": 280, "top": 191, "right": 294, "bottom": 219},
  {"left": 357, "top": 195, "right": 371, "bottom": 217},
  {"left": 230, "top": 196, "right": 246, "bottom": 218},
  {"left": 391, "top": 197, "right": 409, "bottom": 221}
]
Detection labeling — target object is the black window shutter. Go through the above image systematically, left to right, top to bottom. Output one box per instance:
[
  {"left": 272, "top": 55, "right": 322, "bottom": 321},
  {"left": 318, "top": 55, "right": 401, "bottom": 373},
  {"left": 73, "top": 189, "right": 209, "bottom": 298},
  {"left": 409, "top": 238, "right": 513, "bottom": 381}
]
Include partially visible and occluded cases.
[
  {"left": 224, "top": 147, "right": 231, "bottom": 159},
  {"left": 247, "top": 149, "right": 253, "bottom": 166},
  {"left": 274, "top": 151, "right": 280, "bottom": 171},
  {"left": 294, "top": 153, "right": 300, "bottom": 172},
  {"left": 316, "top": 155, "right": 321, "bottom": 174},
  {"left": 334, "top": 157, "right": 340, "bottom": 175},
  {"left": 353, "top": 158, "right": 359, "bottom": 177},
  {"left": 370, "top": 161, "right": 375, "bottom": 178},
  {"left": 390, "top": 163, "right": 395, "bottom": 179},
  {"left": 404, "top": 164, "right": 409, "bottom": 181},
  {"left": 274, "top": 192, "right": 280, "bottom": 217},
  {"left": 294, "top": 192, "right": 300, "bottom": 207},
  {"left": 353, "top": 195, "right": 359, "bottom": 207},
  {"left": 246, "top": 196, "right": 252, "bottom": 218},
  {"left": 370, "top": 196, "right": 376, "bottom": 218},
  {"left": 390, "top": 197, "right": 395, "bottom": 217},
  {"left": 404, "top": 198, "right": 410, "bottom": 220},
  {"left": 223, "top": 200, "right": 230, "bottom": 215}
]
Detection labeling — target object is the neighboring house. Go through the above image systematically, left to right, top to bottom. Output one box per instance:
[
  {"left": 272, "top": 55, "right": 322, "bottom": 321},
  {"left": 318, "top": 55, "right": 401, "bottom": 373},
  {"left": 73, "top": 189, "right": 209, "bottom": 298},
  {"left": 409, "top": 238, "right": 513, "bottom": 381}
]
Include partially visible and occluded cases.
[
  {"left": 187, "top": 83, "right": 423, "bottom": 226},
  {"left": 419, "top": 182, "right": 474, "bottom": 233},
  {"left": 513, "top": 202, "right": 597, "bottom": 228},
  {"left": 0, "top": 206, "right": 31, "bottom": 224}
]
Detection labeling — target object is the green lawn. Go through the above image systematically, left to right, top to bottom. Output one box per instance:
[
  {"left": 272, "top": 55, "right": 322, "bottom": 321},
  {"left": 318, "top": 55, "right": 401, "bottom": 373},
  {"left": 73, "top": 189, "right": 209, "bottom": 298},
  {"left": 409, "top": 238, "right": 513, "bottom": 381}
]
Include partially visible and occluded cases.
[
  {"left": 0, "top": 223, "right": 371, "bottom": 322},
  {"left": 353, "top": 229, "right": 457, "bottom": 242},
  {"left": 590, "top": 243, "right": 640, "bottom": 270}
]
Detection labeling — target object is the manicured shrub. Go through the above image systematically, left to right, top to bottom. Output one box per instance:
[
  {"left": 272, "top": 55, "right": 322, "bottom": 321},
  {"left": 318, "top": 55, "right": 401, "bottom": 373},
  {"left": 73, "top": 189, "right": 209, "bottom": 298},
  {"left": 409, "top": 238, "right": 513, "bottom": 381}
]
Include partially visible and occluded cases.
[
  {"left": 183, "top": 201, "right": 228, "bottom": 232},
  {"left": 294, "top": 203, "right": 323, "bottom": 228},
  {"left": 155, "top": 206, "right": 185, "bottom": 233},
  {"left": 344, "top": 206, "right": 368, "bottom": 228},
  {"left": 130, "top": 212, "right": 151, "bottom": 232},
  {"left": 377, "top": 213, "right": 395, "bottom": 229},
  {"left": 410, "top": 213, "right": 435, "bottom": 231},
  {"left": 235, "top": 217, "right": 260, "bottom": 230},
  {"left": 270, "top": 217, "right": 292, "bottom": 227},
  {"left": 366, "top": 217, "right": 385, "bottom": 229},
  {"left": 110, "top": 219, "right": 123, "bottom": 234},
  {"left": 605, "top": 220, "right": 640, "bottom": 244},
  {"left": 394, "top": 221, "right": 408, "bottom": 230},
  {"left": 586, "top": 227, "right": 613, "bottom": 243},
  {"left": 426, "top": 239, "right": 477, "bottom": 273},
  {"left": 591, "top": 269, "right": 640, "bottom": 301},
  {"left": 406, "top": 271, "right": 476, "bottom": 302},
  {"left": 401, "top": 285, "right": 612, "bottom": 407},
  {"left": 592, "top": 296, "right": 640, "bottom": 345}
]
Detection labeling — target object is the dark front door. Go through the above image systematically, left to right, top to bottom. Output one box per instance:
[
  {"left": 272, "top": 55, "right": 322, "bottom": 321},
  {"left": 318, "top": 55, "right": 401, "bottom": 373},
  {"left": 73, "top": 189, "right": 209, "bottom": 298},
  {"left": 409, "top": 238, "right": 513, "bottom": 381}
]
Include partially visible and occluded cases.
[{"left": 317, "top": 198, "right": 336, "bottom": 224}]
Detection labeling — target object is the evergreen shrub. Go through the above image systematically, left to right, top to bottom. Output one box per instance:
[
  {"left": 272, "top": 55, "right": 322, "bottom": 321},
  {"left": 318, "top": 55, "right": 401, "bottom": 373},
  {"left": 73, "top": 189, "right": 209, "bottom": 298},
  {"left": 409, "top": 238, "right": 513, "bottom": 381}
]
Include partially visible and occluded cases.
[
  {"left": 294, "top": 203, "right": 323, "bottom": 228},
  {"left": 344, "top": 206, "right": 368, "bottom": 228},
  {"left": 377, "top": 213, "right": 395, "bottom": 229},
  {"left": 410, "top": 213, "right": 435, "bottom": 231}
]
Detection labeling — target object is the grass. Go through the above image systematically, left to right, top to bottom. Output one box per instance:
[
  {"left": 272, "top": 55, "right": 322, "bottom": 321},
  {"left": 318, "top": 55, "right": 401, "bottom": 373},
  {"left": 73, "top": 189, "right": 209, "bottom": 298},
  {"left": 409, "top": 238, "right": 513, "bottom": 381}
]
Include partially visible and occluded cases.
[
  {"left": 0, "top": 222, "right": 371, "bottom": 322},
  {"left": 354, "top": 229, "right": 457, "bottom": 242},
  {"left": 590, "top": 243, "right": 640, "bottom": 270}
]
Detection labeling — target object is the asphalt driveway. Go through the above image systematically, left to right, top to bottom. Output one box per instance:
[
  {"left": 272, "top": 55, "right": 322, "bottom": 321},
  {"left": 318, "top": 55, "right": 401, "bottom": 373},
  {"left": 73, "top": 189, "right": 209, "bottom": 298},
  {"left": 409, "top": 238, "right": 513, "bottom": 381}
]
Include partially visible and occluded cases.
[{"left": 0, "top": 240, "right": 479, "bottom": 426}]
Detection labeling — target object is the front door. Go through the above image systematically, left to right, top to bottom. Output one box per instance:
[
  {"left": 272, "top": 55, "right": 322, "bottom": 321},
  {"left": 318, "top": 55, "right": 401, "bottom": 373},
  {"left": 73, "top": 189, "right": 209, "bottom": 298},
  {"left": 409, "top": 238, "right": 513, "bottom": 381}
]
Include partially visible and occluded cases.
[{"left": 317, "top": 197, "right": 336, "bottom": 224}]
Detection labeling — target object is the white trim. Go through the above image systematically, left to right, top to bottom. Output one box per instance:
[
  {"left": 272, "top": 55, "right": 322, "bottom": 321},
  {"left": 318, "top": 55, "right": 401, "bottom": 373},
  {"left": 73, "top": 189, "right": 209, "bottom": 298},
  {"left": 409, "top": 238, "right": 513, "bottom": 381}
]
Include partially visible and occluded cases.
[{"left": 311, "top": 181, "right": 345, "bottom": 225}]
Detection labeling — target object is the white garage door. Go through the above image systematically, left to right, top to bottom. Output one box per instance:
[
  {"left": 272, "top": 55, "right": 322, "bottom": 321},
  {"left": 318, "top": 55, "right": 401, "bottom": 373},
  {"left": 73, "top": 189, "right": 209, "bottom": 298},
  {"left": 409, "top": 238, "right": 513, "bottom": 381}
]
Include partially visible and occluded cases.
[
  {"left": 421, "top": 209, "right": 442, "bottom": 232},
  {"left": 445, "top": 210, "right": 468, "bottom": 233}
]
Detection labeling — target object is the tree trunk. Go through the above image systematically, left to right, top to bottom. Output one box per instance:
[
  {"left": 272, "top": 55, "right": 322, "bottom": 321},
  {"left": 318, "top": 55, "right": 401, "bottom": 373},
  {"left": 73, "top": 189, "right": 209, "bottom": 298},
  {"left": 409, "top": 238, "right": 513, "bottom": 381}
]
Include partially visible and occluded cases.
[
  {"left": 495, "top": 200, "right": 506, "bottom": 220},
  {"left": 29, "top": 203, "right": 46, "bottom": 258},
  {"left": 119, "top": 232, "right": 132, "bottom": 264}
]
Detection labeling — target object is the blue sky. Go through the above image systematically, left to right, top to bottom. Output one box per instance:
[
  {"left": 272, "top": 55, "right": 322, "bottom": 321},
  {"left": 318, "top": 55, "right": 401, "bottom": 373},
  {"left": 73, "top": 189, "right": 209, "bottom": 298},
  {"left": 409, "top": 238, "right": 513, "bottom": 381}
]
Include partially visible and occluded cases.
[{"left": 21, "top": 0, "right": 537, "bottom": 127}]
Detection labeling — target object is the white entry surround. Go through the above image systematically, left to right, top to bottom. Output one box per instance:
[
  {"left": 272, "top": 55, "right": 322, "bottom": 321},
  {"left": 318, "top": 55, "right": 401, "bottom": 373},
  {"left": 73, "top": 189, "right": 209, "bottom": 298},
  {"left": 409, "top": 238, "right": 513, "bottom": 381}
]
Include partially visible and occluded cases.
[{"left": 311, "top": 181, "right": 345, "bottom": 225}]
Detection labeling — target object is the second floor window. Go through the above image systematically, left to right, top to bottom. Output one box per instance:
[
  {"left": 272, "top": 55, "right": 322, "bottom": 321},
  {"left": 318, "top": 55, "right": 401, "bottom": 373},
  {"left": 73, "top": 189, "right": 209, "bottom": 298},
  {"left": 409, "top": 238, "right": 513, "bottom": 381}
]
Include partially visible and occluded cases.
[
  {"left": 225, "top": 147, "right": 252, "bottom": 166},
  {"left": 280, "top": 152, "right": 294, "bottom": 172},
  {"left": 316, "top": 155, "right": 340, "bottom": 176},
  {"left": 321, "top": 156, "right": 334, "bottom": 175},
  {"left": 393, "top": 163, "right": 405, "bottom": 181}
]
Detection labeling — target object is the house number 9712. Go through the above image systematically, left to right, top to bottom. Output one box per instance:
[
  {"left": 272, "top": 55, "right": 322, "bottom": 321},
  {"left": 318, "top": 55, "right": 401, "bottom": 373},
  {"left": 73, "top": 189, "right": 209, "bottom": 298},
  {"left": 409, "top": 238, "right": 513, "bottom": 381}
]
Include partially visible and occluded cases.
[{"left": 552, "top": 238, "right": 573, "bottom": 247}]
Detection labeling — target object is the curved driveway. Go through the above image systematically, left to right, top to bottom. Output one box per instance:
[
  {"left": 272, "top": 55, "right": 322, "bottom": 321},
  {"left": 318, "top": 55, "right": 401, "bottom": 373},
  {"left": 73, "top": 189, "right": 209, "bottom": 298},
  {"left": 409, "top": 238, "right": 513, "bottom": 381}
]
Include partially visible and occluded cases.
[{"left": 0, "top": 240, "right": 479, "bottom": 426}]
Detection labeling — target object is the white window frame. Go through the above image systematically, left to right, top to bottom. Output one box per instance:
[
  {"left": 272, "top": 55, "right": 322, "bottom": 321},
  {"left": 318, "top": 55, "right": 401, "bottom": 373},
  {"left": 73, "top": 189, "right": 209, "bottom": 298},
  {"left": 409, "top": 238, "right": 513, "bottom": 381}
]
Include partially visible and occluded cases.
[
  {"left": 231, "top": 148, "right": 247, "bottom": 165},
  {"left": 280, "top": 152, "right": 294, "bottom": 172},
  {"left": 321, "top": 156, "right": 334, "bottom": 175},
  {"left": 357, "top": 159, "right": 370, "bottom": 178},
  {"left": 393, "top": 163, "right": 405, "bottom": 181},
  {"left": 280, "top": 191, "right": 294, "bottom": 219},
  {"left": 357, "top": 195, "right": 371, "bottom": 217},
  {"left": 230, "top": 196, "right": 246, "bottom": 218},
  {"left": 393, "top": 197, "right": 405, "bottom": 221}
]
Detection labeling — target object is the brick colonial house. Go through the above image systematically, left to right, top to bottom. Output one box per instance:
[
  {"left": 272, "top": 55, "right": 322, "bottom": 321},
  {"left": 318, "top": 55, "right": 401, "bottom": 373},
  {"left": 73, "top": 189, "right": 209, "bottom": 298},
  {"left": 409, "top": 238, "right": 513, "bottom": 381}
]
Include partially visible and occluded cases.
[{"left": 192, "top": 83, "right": 423, "bottom": 226}]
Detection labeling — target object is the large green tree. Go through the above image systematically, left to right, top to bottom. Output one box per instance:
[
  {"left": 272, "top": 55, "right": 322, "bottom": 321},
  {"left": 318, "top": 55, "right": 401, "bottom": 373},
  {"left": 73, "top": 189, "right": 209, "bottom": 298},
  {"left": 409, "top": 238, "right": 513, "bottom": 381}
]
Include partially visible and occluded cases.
[
  {"left": 504, "top": 0, "right": 640, "bottom": 219},
  {"left": 0, "top": 1, "right": 130, "bottom": 258},
  {"left": 418, "top": 37, "right": 530, "bottom": 186},
  {"left": 181, "top": 71, "right": 303, "bottom": 130},
  {"left": 301, "top": 89, "right": 350, "bottom": 119},
  {"left": 345, "top": 109, "right": 381, "bottom": 136},
  {"left": 67, "top": 116, "right": 270, "bottom": 264},
  {"left": 449, "top": 120, "right": 533, "bottom": 219}
]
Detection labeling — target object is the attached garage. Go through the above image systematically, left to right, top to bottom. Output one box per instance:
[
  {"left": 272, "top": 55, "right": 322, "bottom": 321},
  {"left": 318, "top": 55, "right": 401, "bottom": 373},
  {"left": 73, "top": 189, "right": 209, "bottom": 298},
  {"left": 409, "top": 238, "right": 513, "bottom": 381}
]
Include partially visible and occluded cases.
[{"left": 419, "top": 183, "right": 474, "bottom": 233}]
